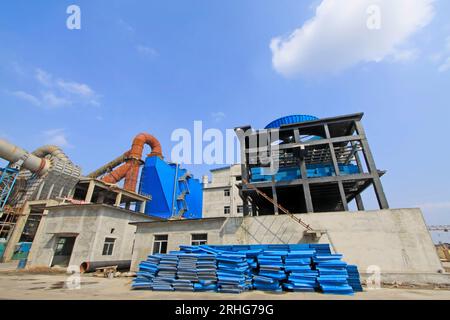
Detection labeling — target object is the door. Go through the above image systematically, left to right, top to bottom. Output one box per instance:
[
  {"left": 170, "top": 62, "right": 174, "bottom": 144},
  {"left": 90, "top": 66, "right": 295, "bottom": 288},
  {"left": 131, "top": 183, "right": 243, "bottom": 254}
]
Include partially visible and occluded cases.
[{"left": 51, "top": 236, "right": 76, "bottom": 267}]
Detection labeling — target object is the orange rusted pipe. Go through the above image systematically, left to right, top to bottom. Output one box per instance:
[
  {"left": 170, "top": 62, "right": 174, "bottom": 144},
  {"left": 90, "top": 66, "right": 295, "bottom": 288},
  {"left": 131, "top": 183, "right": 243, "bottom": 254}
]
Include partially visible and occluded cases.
[{"left": 101, "top": 133, "right": 163, "bottom": 192}]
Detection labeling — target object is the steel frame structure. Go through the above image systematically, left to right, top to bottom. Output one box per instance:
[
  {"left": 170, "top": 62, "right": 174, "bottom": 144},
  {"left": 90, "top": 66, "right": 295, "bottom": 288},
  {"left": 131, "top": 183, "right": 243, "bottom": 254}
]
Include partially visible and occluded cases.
[
  {"left": 235, "top": 113, "right": 389, "bottom": 215},
  {"left": 0, "top": 167, "right": 19, "bottom": 216}
]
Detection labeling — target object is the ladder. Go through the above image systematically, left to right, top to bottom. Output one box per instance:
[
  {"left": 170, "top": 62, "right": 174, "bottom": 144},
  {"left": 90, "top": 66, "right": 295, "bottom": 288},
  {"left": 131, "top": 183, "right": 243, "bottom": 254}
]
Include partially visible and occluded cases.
[{"left": 242, "top": 179, "right": 313, "bottom": 231}]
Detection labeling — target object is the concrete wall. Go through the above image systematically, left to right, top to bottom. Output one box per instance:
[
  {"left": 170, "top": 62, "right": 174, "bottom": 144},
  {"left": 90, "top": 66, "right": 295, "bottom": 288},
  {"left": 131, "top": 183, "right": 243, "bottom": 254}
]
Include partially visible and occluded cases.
[
  {"left": 203, "top": 165, "right": 243, "bottom": 218},
  {"left": 28, "top": 205, "right": 151, "bottom": 269},
  {"left": 131, "top": 208, "right": 444, "bottom": 278},
  {"left": 131, "top": 218, "right": 226, "bottom": 271}
]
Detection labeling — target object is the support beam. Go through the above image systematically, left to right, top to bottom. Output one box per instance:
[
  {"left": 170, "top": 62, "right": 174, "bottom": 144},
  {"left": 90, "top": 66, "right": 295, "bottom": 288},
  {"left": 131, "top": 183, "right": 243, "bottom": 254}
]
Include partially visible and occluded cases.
[
  {"left": 354, "top": 121, "right": 389, "bottom": 209},
  {"left": 324, "top": 124, "right": 349, "bottom": 211},
  {"left": 299, "top": 154, "right": 314, "bottom": 213},
  {"left": 271, "top": 176, "right": 279, "bottom": 215},
  {"left": 84, "top": 180, "right": 95, "bottom": 203},
  {"left": 114, "top": 192, "right": 122, "bottom": 207},
  {"left": 242, "top": 193, "right": 250, "bottom": 216},
  {"left": 355, "top": 194, "right": 365, "bottom": 211},
  {"left": 139, "top": 200, "right": 146, "bottom": 214}
]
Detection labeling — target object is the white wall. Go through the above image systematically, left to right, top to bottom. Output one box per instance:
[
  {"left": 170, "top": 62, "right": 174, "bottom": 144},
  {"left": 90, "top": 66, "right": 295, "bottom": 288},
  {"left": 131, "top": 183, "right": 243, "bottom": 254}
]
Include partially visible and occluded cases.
[
  {"left": 203, "top": 165, "right": 243, "bottom": 218},
  {"left": 28, "top": 205, "right": 151, "bottom": 269},
  {"left": 131, "top": 208, "right": 443, "bottom": 277}
]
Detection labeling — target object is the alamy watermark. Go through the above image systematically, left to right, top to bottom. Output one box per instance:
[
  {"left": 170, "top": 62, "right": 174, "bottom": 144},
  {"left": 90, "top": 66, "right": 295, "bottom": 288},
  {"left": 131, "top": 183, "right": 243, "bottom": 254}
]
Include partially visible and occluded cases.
[
  {"left": 366, "top": 4, "right": 381, "bottom": 30},
  {"left": 66, "top": 5, "right": 81, "bottom": 30},
  {"left": 170, "top": 121, "right": 280, "bottom": 173}
]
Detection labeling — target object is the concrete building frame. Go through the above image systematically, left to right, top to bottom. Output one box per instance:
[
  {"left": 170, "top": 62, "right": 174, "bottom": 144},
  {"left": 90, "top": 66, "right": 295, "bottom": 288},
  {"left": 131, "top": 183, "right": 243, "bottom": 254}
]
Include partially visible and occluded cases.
[{"left": 235, "top": 113, "right": 389, "bottom": 215}]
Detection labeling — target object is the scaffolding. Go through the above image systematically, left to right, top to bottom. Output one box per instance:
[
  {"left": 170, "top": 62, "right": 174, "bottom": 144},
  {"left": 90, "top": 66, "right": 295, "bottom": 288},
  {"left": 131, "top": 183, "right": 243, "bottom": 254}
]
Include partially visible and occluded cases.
[{"left": 0, "top": 167, "right": 19, "bottom": 216}]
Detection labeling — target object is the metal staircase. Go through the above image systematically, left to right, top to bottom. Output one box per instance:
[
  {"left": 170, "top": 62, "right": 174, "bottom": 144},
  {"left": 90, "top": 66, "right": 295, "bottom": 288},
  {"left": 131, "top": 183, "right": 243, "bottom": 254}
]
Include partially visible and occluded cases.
[{"left": 173, "top": 171, "right": 192, "bottom": 219}]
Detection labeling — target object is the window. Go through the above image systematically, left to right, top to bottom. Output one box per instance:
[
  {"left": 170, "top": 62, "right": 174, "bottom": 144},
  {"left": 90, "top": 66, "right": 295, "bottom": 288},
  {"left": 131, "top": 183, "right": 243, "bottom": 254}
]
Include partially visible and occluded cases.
[
  {"left": 224, "top": 189, "right": 230, "bottom": 197},
  {"left": 237, "top": 205, "right": 244, "bottom": 214},
  {"left": 224, "top": 206, "right": 231, "bottom": 214},
  {"left": 153, "top": 234, "right": 168, "bottom": 254},
  {"left": 191, "top": 234, "right": 207, "bottom": 246},
  {"left": 102, "top": 238, "right": 115, "bottom": 256}
]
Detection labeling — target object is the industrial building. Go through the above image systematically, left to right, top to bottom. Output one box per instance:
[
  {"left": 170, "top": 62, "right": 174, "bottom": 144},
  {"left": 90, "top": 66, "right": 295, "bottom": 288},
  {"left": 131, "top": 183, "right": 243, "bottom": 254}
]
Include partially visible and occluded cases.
[
  {"left": 0, "top": 113, "right": 447, "bottom": 286},
  {"left": 202, "top": 165, "right": 244, "bottom": 218}
]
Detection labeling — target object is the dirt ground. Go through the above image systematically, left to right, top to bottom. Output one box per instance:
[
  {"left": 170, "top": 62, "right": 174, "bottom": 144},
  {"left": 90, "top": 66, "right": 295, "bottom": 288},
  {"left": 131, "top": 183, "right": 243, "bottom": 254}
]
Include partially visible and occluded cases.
[{"left": 0, "top": 271, "right": 449, "bottom": 300}]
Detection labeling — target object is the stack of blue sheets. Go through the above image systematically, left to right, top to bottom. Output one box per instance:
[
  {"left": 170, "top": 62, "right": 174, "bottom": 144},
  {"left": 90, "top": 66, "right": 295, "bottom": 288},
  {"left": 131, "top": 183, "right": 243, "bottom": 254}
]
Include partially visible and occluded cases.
[
  {"left": 132, "top": 244, "right": 363, "bottom": 295},
  {"left": 283, "top": 249, "right": 318, "bottom": 292},
  {"left": 253, "top": 251, "right": 286, "bottom": 292},
  {"left": 216, "top": 253, "right": 250, "bottom": 293},
  {"left": 152, "top": 254, "right": 179, "bottom": 291},
  {"left": 195, "top": 254, "right": 218, "bottom": 291},
  {"left": 314, "top": 254, "right": 353, "bottom": 295},
  {"left": 131, "top": 255, "right": 160, "bottom": 289},
  {"left": 346, "top": 265, "right": 363, "bottom": 292}
]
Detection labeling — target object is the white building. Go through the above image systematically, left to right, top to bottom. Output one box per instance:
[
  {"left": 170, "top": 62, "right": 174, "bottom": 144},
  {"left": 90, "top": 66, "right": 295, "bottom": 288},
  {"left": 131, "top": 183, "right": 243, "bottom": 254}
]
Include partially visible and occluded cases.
[{"left": 202, "top": 165, "right": 245, "bottom": 218}]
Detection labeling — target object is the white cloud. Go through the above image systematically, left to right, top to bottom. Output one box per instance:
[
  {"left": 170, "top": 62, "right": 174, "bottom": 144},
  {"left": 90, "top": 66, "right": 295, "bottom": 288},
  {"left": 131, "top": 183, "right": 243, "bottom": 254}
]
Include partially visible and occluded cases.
[
  {"left": 270, "top": 0, "right": 435, "bottom": 76},
  {"left": 117, "top": 18, "right": 135, "bottom": 33},
  {"left": 435, "top": 36, "right": 450, "bottom": 73},
  {"left": 136, "top": 45, "right": 158, "bottom": 57},
  {"left": 438, "top": 57, "right": 450, "bottom": 72},
  {"left": 10, "top": 68, "right": 101, "bottom": 107},
  {"left": 35, "top": 68, "right": 52, "bottom": 86},
  {"left": 56, "top": 79, "right": 95, "bottom": 98},
  {"left": 10, "top": 90, "right": 41, "bottom": 106},
  {"left": 42, "top": 92, "right": 71, "bottom": 107},
  {"left": 211, "top": 111, "right": 226, "bottom": 122},
  {"left": 42, "top": 129, "right": 72, "bottom": 148},
  {"left": 418, "top": 201, "right": 450, "bottom": 210}
]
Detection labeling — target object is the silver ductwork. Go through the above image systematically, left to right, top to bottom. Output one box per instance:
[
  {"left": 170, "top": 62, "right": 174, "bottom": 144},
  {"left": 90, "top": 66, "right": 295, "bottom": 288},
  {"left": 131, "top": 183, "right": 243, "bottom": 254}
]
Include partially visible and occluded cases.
[{"left": 0, "top": 139, "right": 50, "bottom": 175}]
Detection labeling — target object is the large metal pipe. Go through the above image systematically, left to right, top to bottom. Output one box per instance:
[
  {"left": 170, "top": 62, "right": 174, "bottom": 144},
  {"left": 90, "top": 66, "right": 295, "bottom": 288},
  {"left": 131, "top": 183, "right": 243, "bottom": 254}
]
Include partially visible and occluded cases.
[
  {"left": 101, "top": 133, "right": 163, "bottom": 192},
  {"left": 0, "top": 139, "right": 50, "bottom": 175},
  {"left": 32, "top": 145, "right": 71, "bottom": 163},
  {"left": 86, "top": 151, "right": 129, "bottom": 178},
  {"left": 79, "top": 260, "right": 131, "bottom": 273}
]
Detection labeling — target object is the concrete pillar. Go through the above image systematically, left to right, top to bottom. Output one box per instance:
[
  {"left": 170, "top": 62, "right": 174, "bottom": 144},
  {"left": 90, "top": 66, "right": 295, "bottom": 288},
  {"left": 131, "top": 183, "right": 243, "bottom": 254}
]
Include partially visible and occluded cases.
[
  {"left": 354, "top": 121, "right": 389, "bottom": 209},
  {"left": 271, "top": 176, "right": 279, "bottom": 215},
  {"left": 84, "top": 180, "right": 95, "bottom": 203},
  {"left": 114, "top": 192, "right": 122, "bottom": 207},
  {"left": 355, "top": 194, "right": 365, "bottom": 211},
  {"left": 139, "top": 201, "right": 146, "bottom": 214},
  {"left": 2, "top": 205, "right": 30, "bottom": 262}
]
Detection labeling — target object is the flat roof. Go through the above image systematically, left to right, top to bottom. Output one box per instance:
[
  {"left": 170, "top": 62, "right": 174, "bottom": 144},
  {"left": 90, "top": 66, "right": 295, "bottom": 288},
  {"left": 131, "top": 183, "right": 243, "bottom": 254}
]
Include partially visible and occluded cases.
[
  {"left": 77, "top": 177, "right": 151, "bottom": 201},
  {"left": 45, "top": 203, "right": 164, "bottom": 221},
  {"left": 130, "top": 216, "right": 227, "bottom": 225}
]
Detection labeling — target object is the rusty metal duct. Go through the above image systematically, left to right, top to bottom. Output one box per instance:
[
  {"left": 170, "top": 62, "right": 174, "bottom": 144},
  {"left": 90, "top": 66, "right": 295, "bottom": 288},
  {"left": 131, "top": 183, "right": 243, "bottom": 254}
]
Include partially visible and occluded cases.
[{"left": 101, "top": 133, "right": 163, "bottom": 192}]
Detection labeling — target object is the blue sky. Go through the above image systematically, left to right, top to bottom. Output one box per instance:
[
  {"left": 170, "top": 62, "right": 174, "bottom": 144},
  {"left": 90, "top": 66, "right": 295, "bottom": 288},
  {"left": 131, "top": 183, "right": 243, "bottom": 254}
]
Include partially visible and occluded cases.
[{"left": 0, "top": 1, "right": 449, "bottom": 239}]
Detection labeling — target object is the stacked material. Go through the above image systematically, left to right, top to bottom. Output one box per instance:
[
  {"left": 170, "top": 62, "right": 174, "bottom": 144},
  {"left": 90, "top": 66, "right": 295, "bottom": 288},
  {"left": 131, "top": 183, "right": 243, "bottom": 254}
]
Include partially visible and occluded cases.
[
  {"left": 310, "top": 243, "right": 332, "bottom": 255},
  {"left": 132, "top": 244, "right": 363, "bottom": 295},
  {"left": 283, "top": 249, "right": 318, "bottom": 292},
  {"left": 253, "top": 251, "right": 286, "bottom": 292},
  {"left": 216, "top": 252, "right": 250, "bottom": 293},
  {"left": 152, "top": 254, "right": 178, "bottom": 291},
  {"left": 195, "top": 254, "right": 218, "bottom": 291},
  {"left": 313, "top": 254, "right": 353, "bottom": 295},
  {"left": 131, "top": 255, "right": 160, "bottom": 289},
  {"left": 346, "top": 265, "right": 363, "bottom": 292}
]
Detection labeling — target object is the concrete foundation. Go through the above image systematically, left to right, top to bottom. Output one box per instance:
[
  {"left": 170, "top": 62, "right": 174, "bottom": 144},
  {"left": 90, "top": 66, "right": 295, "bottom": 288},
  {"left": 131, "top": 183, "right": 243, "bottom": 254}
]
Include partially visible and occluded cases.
[{"left": 131, "top": 208, "right": 445, "bottom": 284}]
